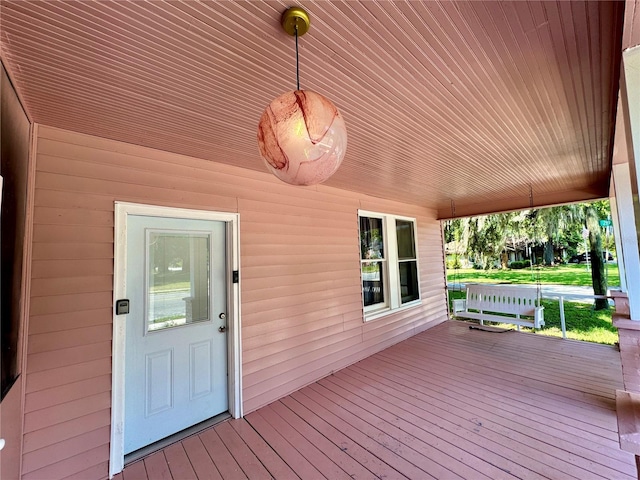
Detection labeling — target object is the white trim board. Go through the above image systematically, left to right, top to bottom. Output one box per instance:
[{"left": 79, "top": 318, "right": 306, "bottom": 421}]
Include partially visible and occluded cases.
[{"left": 109, "top": 202, "right": 242, "bottom": 478}]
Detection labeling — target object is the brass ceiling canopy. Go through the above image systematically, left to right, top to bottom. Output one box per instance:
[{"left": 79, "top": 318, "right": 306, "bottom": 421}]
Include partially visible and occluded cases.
[{"left": 281, "top": 7, "right": 310, "bottom": 37}]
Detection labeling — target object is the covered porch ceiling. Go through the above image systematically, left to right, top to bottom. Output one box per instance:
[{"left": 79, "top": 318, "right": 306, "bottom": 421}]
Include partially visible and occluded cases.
[{"left": 0, "top": 1, "right": 626, "bottom": 218}]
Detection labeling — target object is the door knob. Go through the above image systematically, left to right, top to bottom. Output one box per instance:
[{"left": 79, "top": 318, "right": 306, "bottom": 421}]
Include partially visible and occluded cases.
[{"left": 218, "top": 326, "right": 227, "bottom": 333}]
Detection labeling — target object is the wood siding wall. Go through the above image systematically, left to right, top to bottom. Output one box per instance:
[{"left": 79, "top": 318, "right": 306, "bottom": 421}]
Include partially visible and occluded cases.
[{"left": 23, "top": 125, "right": 448, "bottom": 479}]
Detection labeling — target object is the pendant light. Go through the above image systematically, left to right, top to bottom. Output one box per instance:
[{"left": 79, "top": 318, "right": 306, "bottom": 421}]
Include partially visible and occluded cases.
[{"left": 257, "top": 7, "right": 347, "bottom": 186}]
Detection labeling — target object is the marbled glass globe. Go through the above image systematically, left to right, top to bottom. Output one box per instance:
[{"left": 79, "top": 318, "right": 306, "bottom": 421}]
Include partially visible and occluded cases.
[{"left": 258, "top": 90, "right": 347, "bottom": 186}]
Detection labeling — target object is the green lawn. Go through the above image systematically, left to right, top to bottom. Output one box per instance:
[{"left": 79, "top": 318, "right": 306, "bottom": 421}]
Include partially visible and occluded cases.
[
  {"left": 447, "top": 263, "right": 620, "bottom": 287},
  {"left": 150, "top": 281, "right": 191, "bottom": 293}
]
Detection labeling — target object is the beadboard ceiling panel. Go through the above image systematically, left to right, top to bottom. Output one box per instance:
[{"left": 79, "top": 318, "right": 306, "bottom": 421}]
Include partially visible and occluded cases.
[{"left": 0, "top": 1, "right": 625, "bottom": 217}]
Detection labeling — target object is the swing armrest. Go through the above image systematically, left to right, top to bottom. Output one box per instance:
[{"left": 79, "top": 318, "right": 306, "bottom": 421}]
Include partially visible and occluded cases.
[{"left": 452, "top": 299, "right": 466, "bottom": 314}]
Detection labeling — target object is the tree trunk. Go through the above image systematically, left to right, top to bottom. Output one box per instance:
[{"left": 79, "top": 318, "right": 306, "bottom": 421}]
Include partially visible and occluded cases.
[
  {"left": 589, "top": 231, "right": 608, "bottom": 310},
  {"left": 544, "top": 241, "right": 554, "bottom": 265},
  {"left": 501, "top": 252, "right": 508, "bottom": 269}
]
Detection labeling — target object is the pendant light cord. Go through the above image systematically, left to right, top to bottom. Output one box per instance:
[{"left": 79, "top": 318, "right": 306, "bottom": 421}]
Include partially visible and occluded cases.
[{"left": 295, "top": 23, "right": 300, "bottom": 91}]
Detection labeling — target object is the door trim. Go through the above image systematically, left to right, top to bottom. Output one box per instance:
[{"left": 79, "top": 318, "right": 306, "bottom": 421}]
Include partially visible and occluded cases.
[{"left": 109, "top": 202, "right": 242, "bottom": 477}]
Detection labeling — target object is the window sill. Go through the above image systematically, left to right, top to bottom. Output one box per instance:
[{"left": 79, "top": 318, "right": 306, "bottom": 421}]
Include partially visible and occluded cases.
[{"left": 364, "top": 300, "right": 422, "bottom": 322}]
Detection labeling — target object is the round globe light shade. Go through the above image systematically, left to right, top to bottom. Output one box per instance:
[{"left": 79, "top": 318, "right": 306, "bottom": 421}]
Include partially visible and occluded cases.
[{"left": 257, "top": 90, "right": 347, "bottom": 186}]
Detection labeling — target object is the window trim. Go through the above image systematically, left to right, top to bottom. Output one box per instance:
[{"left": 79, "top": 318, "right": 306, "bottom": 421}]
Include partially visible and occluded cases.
[{"left": 358, "top": 210, "right": 421, "bottom": 321}]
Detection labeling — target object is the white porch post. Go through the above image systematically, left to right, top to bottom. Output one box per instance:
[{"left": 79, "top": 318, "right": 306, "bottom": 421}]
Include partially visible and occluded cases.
[
  {"left": 603, "top": 18, "right": 640, "bottom": 477},
  {"left": 610, "top": 45, "right": 640, "bottom": 391},
  {"left": 612, "top": 46, "right": 640, "bottom": 321},
  {"left": 625, "top": 46, "right": 640, "bottom": 205},
  {"left": 611, "top": 162, "right": 640, "bottom": 318},
  {"left": 610, "top": 192, "right": 627, "bottom": 292}
]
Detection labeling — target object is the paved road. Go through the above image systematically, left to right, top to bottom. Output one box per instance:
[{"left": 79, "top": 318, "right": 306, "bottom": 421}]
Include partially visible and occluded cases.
[{"left": 149, "top": 289, "right": 191, "bottom": 319}]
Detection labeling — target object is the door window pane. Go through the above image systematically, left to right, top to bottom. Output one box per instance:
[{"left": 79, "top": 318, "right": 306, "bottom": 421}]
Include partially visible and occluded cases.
[
  {"left": 360, "top": 217, "right": 384, "bottom": 260},
  {"left": 396, "top": 220, "right": 416, "bottom": 260},
  {"left": 147, "top": 232, "right": 210, "bottom": 332},
  {"left": 362, "top": 261, "right": 385, "bottom": 306},
  {"left": 399, "top": 261, "right": 419, "bottom": 304}
]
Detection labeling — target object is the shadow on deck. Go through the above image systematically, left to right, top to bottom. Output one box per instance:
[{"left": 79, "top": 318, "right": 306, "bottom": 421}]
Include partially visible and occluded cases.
[{"left": 116, "top": 320, "right": 634, "bottom": 479}]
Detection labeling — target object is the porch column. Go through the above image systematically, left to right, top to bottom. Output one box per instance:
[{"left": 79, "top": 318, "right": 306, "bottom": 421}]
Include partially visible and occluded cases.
[
  {"left": 613, "top": 44, "right": 640, "bottom": 478},
  {"left": 610, "top": 46, "right": 640, "bottom": 318},
  {"left": 612, "top": 46, "right": 640, "bottom": 378},
  {"left": 611, "top": 161, "right": 640, "bottom": 318},
  {"left": 610, "top": 177, "right": 628, "bottom": 293}
]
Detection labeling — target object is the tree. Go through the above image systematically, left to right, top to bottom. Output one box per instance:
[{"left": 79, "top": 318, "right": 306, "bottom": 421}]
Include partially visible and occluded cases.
[
  {"left": 443, "top": 200, "right": 613, "bottom": 310},
  {"left": 584, "top": 201, "right": 609, "bottom": 310},
  {"left": 524, "top": 205, "right": 580, "bottom": 265},
  {"left": 466, "top": 213, "right": 515, "bottom": 269}
]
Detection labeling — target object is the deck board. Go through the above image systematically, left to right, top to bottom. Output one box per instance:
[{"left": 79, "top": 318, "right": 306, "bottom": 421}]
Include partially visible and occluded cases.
[
  {"left": 119, "top": 320, "right": 635, "bottom": 479},
  {"left": 370, "top": 349, "right": 621, "bottom": 435},
  {"left": 358, "top": 356, "right": 629, "bottom": 464},
  {"left": 333, "top": 367, "right": 630, "bottom": 479},
  {"left": 309, "top": 379, "right": 482, "bottom": 480},
  {"left": 278, "top": 394, "right": 401, "bottom": 479},
  {"left": 267, "top": 400, "right": 377, "bottom": 479},
  {"left": 257, "top": 403, "right": 353, "bottom": 480},
  {"left": 245, "top": 410, "right": 324, "bottom": 480},
  {"left": 228, "top": 418, "right": 298, "bottom": 480},
  {"left": 213, "top": 421, "right": 271, "bottom": 480},
  {"left": 199, "top": 428, "right": 247, "bottom": 480},
  {"left": 181, "top": 435, "right": 222, "bottom": 480},
  {"left": 163, "top": 443, "right": 198, "bottom": 480},
  {"left": 142, "top": 451, "right": 172, "bottom": 480},
  {"left": 122, "top": 459, "right": 147, "bottom": 480}
]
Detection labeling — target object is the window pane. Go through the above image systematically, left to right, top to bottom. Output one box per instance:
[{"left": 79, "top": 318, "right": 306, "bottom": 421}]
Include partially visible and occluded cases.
[
  {"left": 360, "top": 216, "right": 384, "bottom": 260},
  {"left": 396, "top": 220, "right": 416, "bottom": 260},
  {"left": 147, "top": 232, "right": 210, "bottom": 332},
  {"left": 362, "top": 261, "right": 385, "bottom": 306},
  {"left": 399, "top": 261, "right": 419, "bottom": 304}
]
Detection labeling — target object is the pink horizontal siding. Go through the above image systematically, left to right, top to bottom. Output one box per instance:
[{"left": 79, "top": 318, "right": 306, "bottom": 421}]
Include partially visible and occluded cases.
[{"left": 23, "top": 124, "right": 448, "bottom": 478}]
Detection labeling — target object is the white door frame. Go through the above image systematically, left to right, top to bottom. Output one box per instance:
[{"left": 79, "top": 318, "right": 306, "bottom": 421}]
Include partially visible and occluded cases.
[{"left": 109, "top": 202, "right": 242, "bottom": 477}]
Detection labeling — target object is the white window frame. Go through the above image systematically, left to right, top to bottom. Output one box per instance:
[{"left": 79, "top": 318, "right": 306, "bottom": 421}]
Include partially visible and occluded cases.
[{"left": 359, "top": 210, "right": 421, "bottom": 321}]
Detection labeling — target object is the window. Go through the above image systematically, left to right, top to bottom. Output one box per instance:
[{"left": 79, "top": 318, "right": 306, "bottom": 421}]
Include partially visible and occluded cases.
[
  {"left": 359, "top": 211, "right": 420, "bottom": 318},
  {"left": 146, "top": 231, "right": 211, "bottom": 332}
]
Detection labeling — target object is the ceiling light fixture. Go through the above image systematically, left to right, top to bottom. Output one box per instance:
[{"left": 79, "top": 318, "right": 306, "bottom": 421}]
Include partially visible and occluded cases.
[{"left": 257, "top": 6, "right": 347, "bottom": 186}]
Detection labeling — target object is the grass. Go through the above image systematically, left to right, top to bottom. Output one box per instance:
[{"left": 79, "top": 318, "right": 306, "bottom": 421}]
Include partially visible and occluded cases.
[
  {"left": 447, "top": 263, "right": 620, "bottom": 287},
  {"left": 151, "top": 281, "right": 191, "bottom": 293},
  {"left": 448, "top": 290, "right": 618, "bottom": 345}
]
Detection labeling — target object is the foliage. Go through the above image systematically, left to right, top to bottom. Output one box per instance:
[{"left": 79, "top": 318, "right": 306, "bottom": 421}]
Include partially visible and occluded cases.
[
  {"left": 443, "top": 200, "right": 615, "bottom": 307},
  {"left": 444, "top": 201, "right": 615, "bottom": 260},
  {"left": 465, "top": 213, "right": 515, "bottom": 269},
  {"left": 444, "top": 218, "right": 464, "bottom": 244},
  {"left": 446, "top": 255, "right": 461, "bottom": 269},
  {"left": 509, "top": 260, "right": 531, "bottom": 269}
]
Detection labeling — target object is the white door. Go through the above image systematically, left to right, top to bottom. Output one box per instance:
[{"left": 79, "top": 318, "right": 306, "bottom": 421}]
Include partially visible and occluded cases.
[{"left": 124, "top": 215, "right": 228, "bottom": 454}]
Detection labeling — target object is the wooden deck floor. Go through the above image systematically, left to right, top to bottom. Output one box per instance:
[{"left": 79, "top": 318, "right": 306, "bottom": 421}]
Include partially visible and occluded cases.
[{"left": 115, "top": 320, "right": 634, "bottom": 479}]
